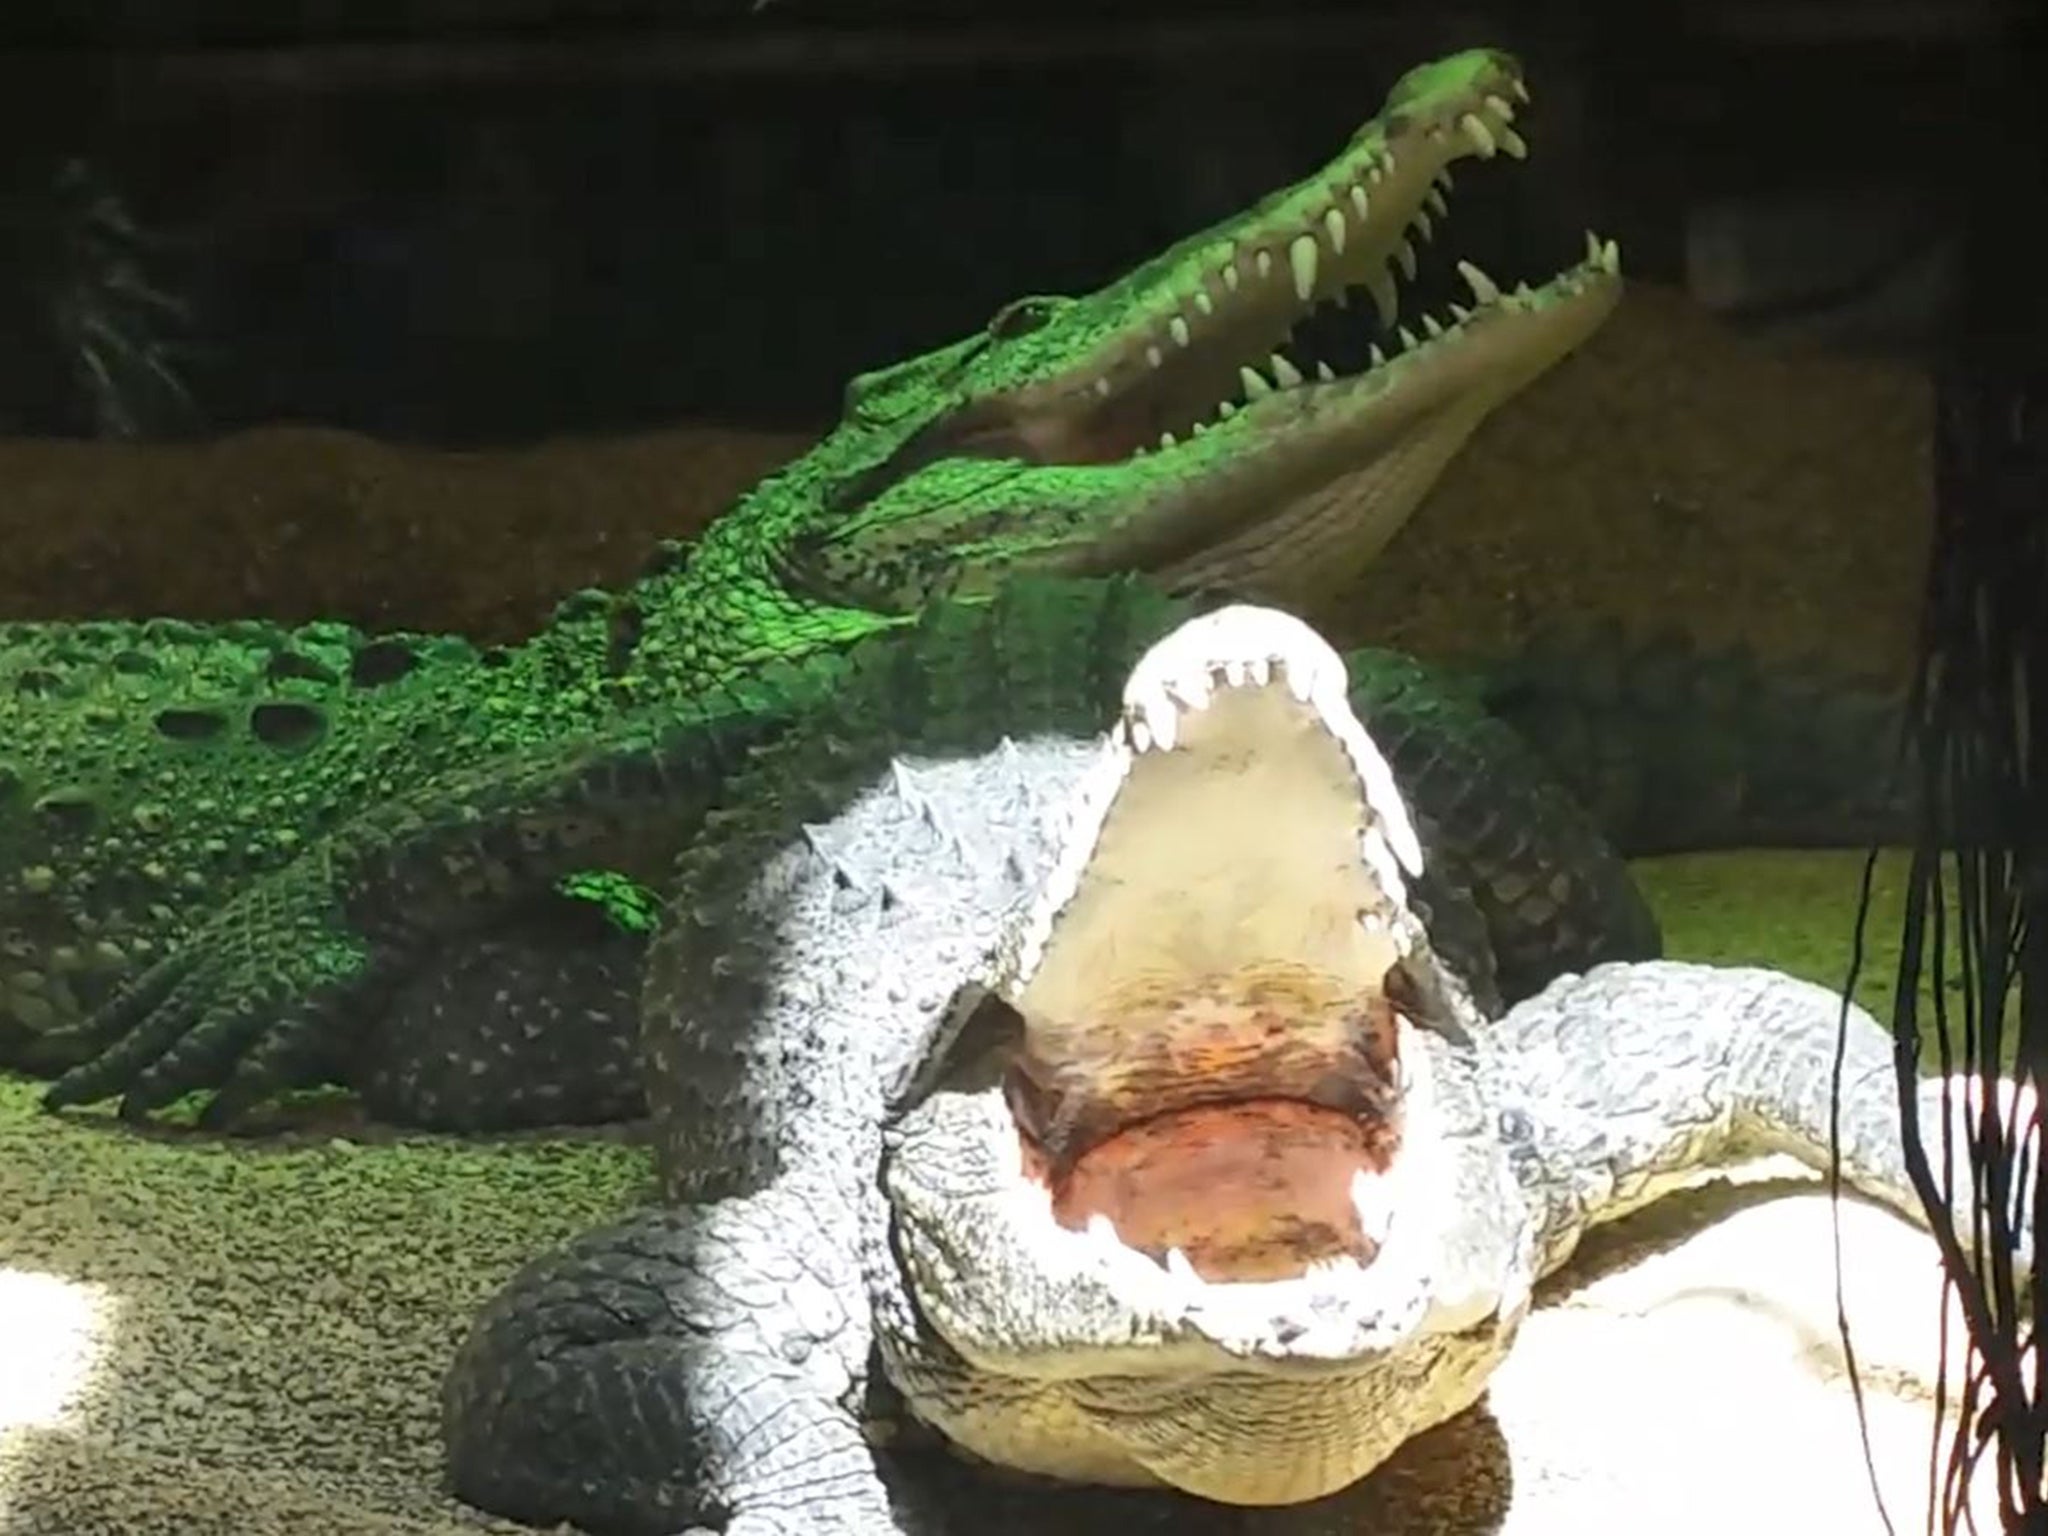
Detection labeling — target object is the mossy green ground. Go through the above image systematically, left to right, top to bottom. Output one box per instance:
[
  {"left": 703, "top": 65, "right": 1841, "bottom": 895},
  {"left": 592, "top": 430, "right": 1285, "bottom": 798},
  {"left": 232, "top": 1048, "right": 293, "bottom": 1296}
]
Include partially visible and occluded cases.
[
  {"left": 0, "top": 847, "right": 2013, "bottom": 1533},
  {"left": 1636, "top": 847, "right": 2021, "bottom": 1072}
]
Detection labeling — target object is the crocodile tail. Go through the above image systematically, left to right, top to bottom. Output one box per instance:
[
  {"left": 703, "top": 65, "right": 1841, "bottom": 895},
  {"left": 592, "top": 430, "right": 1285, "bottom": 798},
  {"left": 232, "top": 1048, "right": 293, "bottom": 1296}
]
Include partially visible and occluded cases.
[
  {"left": 1462, "top": 622, "right": 1915, "bottom": 857},
  {"left": 1343, "top": 646, "right": 1664, "bottom": 1008}
]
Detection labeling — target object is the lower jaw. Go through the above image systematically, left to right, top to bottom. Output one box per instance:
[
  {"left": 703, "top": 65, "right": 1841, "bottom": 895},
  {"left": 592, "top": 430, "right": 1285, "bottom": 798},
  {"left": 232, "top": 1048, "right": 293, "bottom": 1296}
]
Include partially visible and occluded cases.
[{"left": 1043, "top": 1097, "right": 1393, "bottom": 1283}]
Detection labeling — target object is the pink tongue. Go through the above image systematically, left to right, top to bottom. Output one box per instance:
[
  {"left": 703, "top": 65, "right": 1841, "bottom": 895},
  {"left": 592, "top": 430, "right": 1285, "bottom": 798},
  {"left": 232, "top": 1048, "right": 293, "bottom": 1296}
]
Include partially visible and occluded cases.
[
  {"left": 1005, "top": 964, "right": 1402, "bottom": 1175},
  {"left": 1045, "top": 1098, "right": 1394, "bottom": 1284}
]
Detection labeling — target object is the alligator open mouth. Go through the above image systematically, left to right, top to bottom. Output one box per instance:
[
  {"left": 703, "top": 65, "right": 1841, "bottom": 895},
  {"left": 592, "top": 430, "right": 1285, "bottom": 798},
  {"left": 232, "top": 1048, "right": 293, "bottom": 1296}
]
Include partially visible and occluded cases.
[
  {"left": 880, "top": 607, "right": 1509, "bottom": 1506},
  {"left": 988, "top": 608, "right": 1446, "bottom": 1289}
]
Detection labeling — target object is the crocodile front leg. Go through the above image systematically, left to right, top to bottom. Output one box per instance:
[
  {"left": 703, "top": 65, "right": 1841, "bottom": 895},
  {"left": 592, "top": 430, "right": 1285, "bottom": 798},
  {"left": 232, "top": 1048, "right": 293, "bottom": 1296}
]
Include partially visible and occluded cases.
[{"left": 1494, "top": 958, "right": 2038, "bottom": 1283}]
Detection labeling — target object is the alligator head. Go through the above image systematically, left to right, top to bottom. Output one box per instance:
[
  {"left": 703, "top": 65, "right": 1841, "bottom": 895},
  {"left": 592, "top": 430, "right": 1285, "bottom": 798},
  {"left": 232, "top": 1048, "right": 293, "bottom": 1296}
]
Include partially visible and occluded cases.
[
  {"left": 726, "top": 47, "right": 1620, "bottom": 621},
  {"left": 881, "top": 605, "right": 1536, "bottom": 1506}
]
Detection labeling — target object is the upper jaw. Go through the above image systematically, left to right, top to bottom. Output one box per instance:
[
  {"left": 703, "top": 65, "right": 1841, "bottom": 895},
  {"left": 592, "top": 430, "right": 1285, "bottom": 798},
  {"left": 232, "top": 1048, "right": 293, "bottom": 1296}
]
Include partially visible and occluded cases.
[
  {"left": 936, "top": 47, "right": 1618, "bottom": 471},
  {"left": 848, "top": 48, "right": 1622, "bottom": 611},
  {"left": 781, "top": 50, "right": 1622, "bottom": 617},
  {"left": 882, "top": 606, "right": 1512, "bottom": 1377}
]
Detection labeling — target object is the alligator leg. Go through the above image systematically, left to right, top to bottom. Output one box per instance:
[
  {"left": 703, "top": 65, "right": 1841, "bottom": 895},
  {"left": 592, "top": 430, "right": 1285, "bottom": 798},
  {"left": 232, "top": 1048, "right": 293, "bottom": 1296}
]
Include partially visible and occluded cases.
[
  {"left": 1494, "top": 958, "right": 2038, "bottom": 1283},
  {"left": 442, "top": 1179, "right": 896, "bottom": 1536},
  {"left": 443, "top": 1197, "right": 1518, "bottom": 1536}
]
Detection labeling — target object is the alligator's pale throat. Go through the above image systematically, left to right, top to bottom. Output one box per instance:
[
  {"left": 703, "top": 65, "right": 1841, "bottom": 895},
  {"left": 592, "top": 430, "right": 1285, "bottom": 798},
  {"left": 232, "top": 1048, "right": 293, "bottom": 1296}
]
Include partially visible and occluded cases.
[{"left": 1003, "top": 662, "right": 1428, "bottom": 1285}]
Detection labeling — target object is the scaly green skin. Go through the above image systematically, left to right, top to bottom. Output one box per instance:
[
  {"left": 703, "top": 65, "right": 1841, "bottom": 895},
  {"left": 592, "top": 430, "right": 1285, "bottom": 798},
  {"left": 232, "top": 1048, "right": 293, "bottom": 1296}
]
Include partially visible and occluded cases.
[{"left": 3, "top": 47, "right": 1625, "bottom": 1127}]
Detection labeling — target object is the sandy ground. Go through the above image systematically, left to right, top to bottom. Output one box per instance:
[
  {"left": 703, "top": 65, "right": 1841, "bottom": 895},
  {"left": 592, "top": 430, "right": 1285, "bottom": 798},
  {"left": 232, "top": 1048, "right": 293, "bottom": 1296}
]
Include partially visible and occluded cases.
[
  {"left": 0, "top": 286, "right": 1932, "bottom": 684},
  {"left": 0, "top": 850, "right": 2025, "bottom": 1536}
]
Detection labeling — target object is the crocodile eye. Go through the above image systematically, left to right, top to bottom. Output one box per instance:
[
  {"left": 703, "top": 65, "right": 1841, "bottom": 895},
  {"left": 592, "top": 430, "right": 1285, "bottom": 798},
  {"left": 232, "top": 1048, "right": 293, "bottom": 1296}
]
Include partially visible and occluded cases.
[{"left": 987, "top": 296, "right": 1057, "bottom": 339}]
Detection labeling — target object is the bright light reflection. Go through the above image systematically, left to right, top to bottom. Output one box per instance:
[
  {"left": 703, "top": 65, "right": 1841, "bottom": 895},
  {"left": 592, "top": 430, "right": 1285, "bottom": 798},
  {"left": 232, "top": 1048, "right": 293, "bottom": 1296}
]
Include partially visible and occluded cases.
[{"left": 0, "top": 1268, "right": 115, "bottom": 1432}]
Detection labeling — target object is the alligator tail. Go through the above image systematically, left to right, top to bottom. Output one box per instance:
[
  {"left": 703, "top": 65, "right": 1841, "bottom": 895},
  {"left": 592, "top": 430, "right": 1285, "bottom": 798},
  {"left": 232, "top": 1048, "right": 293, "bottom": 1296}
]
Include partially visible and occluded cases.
[{"left": 1460, "top": 623, "right": 1916, "bottom": 858}]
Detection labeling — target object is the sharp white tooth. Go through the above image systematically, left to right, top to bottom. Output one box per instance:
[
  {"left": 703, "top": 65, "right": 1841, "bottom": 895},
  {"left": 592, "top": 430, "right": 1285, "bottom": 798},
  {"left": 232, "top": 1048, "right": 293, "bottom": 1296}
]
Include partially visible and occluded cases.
[
  {"left": 1511, "top": 77, "right": 1532, "bottom": 104},
  {"left": 1484, "top": 93, "right": 1515, "bottom": 120},
  {"left": 1460, "top": 112, "right": 1497, "bottom": 157},
  {"left": 1500, "top": 125, "right": 1529, "bottom": 159},
  {"left": 1383, "top": 150, "right": 1397, "bottom": 175},
  {"left": 1367, "top": 160, "right": 1385, "bottom": 185},
  {"left": 1435, "top": 166, "right": 1455, "bottom": 192},
  {"left": 1348, "top": 184, "right": 1371, "bottom": 222},
  {"left": 1425, "top": 185, "right": 1448, "bottom": 218},
  {"left": 1322, "top": 206, "right": 1347, "bottom": 255},
  {"left": 1413, "top": 208, "right": 1433, "bottom": 241},
  {"left": 1583, "top": 228, "right": 1602, "bottom": 264},
  {"left": 1288, "top": 233, "right": 1320, "bottom": 303},
  {"left": 1600, "top": 237, "right": 1621, "bottom": 273},
  {"left": 1395, "top": 239, "right": 1418, "bottom": 281},
  {"left": 1254, "top": 249, "right": 1273, "bottom": 280},
  {"left": 1456, "top": 259, "right": 1501, "bottom": 304},
  {"left": 1222, "top": 262, "right": 1241, "bottom": 292},
  {"left": 1366, "top": 269, "right": 1398, "bottom": 327},
  {"left": 1331, "top": 286, "right": 1350, "bottom": 309},
  {"left": 1193, "top": 289, "right": 1215, "bottom": 316},
  {"left": 1449, "top": 302, "right": 1472, "bottom": 323},
  {"left": 1421, "top": 313, "right": 1443, "bottom": 338},
  {"left": 1168, "top": 314, "right": 1191, "bottom": 347},
  {"left": 1398, "top": 325, "right": 1420, "bottom": 352},
  {"left": 1368, "top": 342, "right": 1388, "bottom": 368},
  {"left": 1145, "top": 345, "right": 1164, "bottom": 369},
  {"left": 1268, "top": 352, "right": 1303, "bottom": 388},
  {"left": 1314, "top": 359, "right": 1336, "bottom": 382},
  {"left": 1238, "top": 365, "right": 1273, "bottom": 399},
  {"left": 1093, "top": 377, "right": 1112, "bottom": 397},
  {"left": 1217, "top": 399, "right": 1236, "bottom": 419},
  {"left": 1190, "top": 421, "right": 1207, "bottom": 436},
  {"left": 1158, "top": 429, "right": 1177, "bottom": 449},
  {"left": 1248, "top": 656, "right": 1272, "bottom": 688},
  {"left": 1221, "top": 657, "right": 1249, "bottom": 687},
  {"left": 1285, "top": 659, "right": 1313, "bottom": 702},
  {"left": 1167, "top": 669, "right": 1213, "bottom": 711},
  {"left": 1146, "top": 701, "right": 1179, "bottom": 753},
  {"left": 1129, "top": 717, "right": 1153, "bottom": 754},
  {"left": 1358, "top": 750, "right": 1424, "bottom": 874},
  {"left": 1360, "top": 824, "right": 1408, "bottom": 894},
  {"left": 1350, "top": 1169, "right": 1397, "bottom": 1245},
  {"left": 1164, "top": 1246, "right": 1200, "bottom": 1283}
]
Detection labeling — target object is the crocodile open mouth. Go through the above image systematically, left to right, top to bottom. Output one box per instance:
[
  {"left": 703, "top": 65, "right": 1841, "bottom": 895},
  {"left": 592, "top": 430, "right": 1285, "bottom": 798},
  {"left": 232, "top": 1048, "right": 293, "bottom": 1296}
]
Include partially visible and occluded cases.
[
  {"left": 943, "top": 49, "right": 1619, "bottom": 475},
  {"left": 784, "top": 52, "right": 1621, "bottom": 616},
  {"left": 991, "top": 608, "right": 1441, "bottom": 1287}
]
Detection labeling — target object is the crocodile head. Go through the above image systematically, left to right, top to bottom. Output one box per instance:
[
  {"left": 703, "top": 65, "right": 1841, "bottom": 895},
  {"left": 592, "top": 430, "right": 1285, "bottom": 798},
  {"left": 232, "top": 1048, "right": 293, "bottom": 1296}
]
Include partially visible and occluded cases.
[
  {"left": 762, "top": 48, "right": 1619, "bottom": 619},
  {"left": 881, "top": 605, "right": 1536, "bottom": 1506}
]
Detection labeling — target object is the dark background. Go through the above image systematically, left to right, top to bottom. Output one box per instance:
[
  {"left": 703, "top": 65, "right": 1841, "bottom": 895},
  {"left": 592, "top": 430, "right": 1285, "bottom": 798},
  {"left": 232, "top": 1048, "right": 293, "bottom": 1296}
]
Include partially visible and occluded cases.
[{"left": 0, "top": 0, "right": 2017, "bottom": 442}]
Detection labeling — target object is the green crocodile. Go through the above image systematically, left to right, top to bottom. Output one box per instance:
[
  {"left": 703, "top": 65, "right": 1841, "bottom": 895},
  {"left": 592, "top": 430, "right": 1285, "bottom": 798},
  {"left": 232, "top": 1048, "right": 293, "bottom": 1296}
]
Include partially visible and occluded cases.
[
  {"left": 0, "top": 48, "right": 1892, "bottom": 1137},
  {"left": 0, "top": 48, "right": 1633, "bottom": 1125}
]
